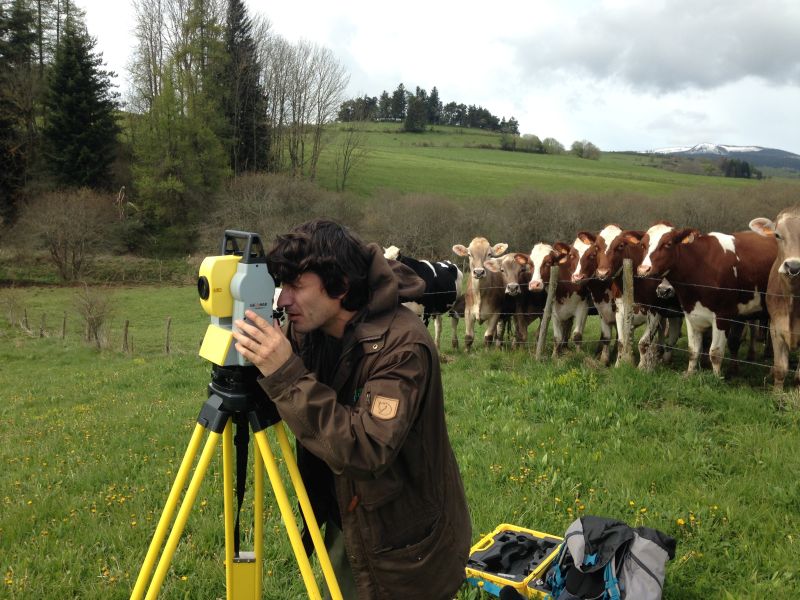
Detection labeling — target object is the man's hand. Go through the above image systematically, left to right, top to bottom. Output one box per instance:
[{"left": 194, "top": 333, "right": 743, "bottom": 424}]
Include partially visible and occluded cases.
[{"left": 232, "top": 309, "right": 293, "bottom": 377}]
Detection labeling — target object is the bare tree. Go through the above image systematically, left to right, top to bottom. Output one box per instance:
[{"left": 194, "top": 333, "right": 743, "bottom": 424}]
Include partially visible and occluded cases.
[
  {"left": 128, "top": 0, "right": 165, "bottom": 113},
  {"left": 308, "top": 46, "right": 348, "bottom": 181},
  {"left": 334, "top": 119, "right": 370, "bottom": 192},
  {"left": 15, "top": 188, "right": 114, "bottom": 281}
]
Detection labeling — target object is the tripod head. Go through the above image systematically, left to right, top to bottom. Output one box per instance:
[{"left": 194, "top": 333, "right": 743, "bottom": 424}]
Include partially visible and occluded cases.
[{"left": 204, "top": 364, "right": 280, "bottom": 429}]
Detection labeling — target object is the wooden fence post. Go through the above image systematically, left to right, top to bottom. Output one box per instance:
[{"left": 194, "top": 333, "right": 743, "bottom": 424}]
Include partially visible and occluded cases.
[
  {"left": 620, "top": 258, "right": 635, "bottom": 364},
  {"left": 535, "top": 265, "right": 559, "bottom": 360},
  {"left": 23, "top": 308, "right": 29, "bottom": 331},
  {"left": 61, "top": 311, "right": 67, "bottom": 339},
  {"left": 39, "top": 314, "right": 46, "bottom": 337},
  {"left": 165, "top": 317, "right": 172, "bottom": 354},
  {"left": 122, "top": 319, "right": 130, "bottom": 353}
]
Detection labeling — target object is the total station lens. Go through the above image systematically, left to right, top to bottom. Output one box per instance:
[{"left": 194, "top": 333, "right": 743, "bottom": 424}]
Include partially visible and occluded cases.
[{"left": 197, "top": 276, "right": 210, "bottom": 300}]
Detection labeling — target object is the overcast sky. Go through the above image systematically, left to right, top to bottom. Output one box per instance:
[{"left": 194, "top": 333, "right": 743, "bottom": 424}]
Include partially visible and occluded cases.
[{"left": 75, "top": 0, "right": 800, "bottom": 154}]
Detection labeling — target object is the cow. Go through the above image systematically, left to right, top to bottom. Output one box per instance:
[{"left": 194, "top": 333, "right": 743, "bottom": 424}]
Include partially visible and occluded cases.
[
  {"left": 750, "top": 209, "right": 800, "bottom": 390},
  {"left": 637, "top": 224, "right": 776, "bottom": 377},
  {"left": 571, "top": 225, "right": 623, "bottom": 365},
  {"left": 595, "top": 229, "right": 684, "bottom": 368},
  {"left": 452, "top": 237, "right": 509, "bottom": 349},
  {"left": 527, "top": 239, "right": 592, "bottom": 357},
  {"left": 383, "top": 245, "right": 464, "bottom": 350},
  {"left": 483, "top": 252, "right": 547, "bottom": 348}
]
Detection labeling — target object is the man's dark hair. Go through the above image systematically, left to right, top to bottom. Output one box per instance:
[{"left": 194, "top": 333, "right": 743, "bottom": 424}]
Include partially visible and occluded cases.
[{"left": 267, "top": 219, "right": 371, "bottom": 311}]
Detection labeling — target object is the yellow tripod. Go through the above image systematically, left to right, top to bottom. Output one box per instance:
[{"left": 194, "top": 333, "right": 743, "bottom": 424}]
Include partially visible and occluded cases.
[{"left": 131, "top": 366, "right": 342, "bottom": 600}]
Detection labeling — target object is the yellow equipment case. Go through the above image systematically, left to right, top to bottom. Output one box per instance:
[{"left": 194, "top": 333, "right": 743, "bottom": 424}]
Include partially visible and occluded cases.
[{"left": 465, "top": 523, "right": 563, "bottom": 598}]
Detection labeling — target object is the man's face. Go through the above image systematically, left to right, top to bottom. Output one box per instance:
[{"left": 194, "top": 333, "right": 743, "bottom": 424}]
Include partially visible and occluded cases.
[{"left": 276, "top": 271, "right": 346, "bottom": 336}]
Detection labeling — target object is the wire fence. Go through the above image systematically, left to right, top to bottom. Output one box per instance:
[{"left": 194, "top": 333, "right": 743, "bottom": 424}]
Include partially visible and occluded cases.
[{"left": 418, "top": 257, "right": 779, "bottom": 378}]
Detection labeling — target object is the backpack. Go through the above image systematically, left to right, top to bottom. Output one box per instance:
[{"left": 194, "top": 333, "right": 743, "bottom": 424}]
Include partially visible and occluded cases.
[{"left": 545, "top": 516, "right": 676, "bottom": 600}]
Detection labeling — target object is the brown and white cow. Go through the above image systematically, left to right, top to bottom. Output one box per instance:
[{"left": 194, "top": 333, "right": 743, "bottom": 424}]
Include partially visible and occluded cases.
[
  {"left": 750, "top": 209, "right": 800, "bottom": 390},
  {"left": 637, "top": 224, "right": 776, "bottom": 376},
  {"left": 571, "top": 225, "right": 623, "bottom": 365},
  {"left": 596, "top": 229, "right": 683, "bottom": 368},
  {"left": 452, "top": 237, "right": 509, "bottom": 349},
  {"left": 527, "top": 239, "right": 592, "bottom": 356},
  {"left": 484, "top": 252, "right": 547, "bottom": 348}
]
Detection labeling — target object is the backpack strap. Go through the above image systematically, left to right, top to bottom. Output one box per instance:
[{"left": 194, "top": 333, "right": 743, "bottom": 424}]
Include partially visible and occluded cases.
[
  {"left": 545, "top": 542, "right": 569, "bottom": 600},
  {"left": 603, "top": 557, "right": 622, "bottom": 600}
]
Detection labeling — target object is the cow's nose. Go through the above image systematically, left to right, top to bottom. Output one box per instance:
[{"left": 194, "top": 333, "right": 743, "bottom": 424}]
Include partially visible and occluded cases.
[
  {"left": 783, "top": 260, "right": 800, "bottom": 277},
  {"left": 637, "top": 265, "right": 650, "bottom": 277},
  {"left": 473, "top": 268, "right": 486, "bottom": 278},
  {"left": 596, "top": 268, "right": 609, "bottom": 279},
  {"left": 528, "top": 280, "right": 543, "bottom": 291},
  {"left": 506, "top": 283, "right": 520, "bottom": 296},
  {"left": 656, "top": 284, "right": 674, "bottom": 299}
]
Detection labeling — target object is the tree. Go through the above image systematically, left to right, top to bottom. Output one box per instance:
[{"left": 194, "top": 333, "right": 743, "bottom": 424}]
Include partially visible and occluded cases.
[
  {"left": 0, "top": 0, "right": 38, "bottom": 223},
  {"left": 224, "top": 0, "right": 267, "bottom": 174},
  {"left": 43, "top": 16, "right": 119, "bottom": 188},
  {"left": 390, "top": 83, "right": 406, "bottom": 120},
  {"left": 426, "top": 86, "right": 441, "bottom": 125},
  {"left": 377, "top": 90, "right": 391, "bottom": 120},
  {"left": 403, "top": 94, "right": 427, "bottom": 132},
  {"left": 335, "top": 107, "right": 370, "bottom": 192},
  {"left": 542, "top": 137, "right": 564, "bottom": 154},
  {"left": 571, "top": 139, "right": 600, "bottom": 159},
  {"left": 16, "top": 187, "right": 114, "bottom": 280}
]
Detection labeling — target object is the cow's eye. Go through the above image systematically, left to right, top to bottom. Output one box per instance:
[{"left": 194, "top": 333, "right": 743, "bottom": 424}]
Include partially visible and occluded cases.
[{"left": 775, "top": 232, "right": 783, "bottom": 241}]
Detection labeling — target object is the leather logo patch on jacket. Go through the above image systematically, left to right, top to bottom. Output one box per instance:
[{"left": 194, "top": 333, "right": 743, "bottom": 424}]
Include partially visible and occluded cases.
[{"left": 370, "top": 395, "right": 399, "bottom": 420}]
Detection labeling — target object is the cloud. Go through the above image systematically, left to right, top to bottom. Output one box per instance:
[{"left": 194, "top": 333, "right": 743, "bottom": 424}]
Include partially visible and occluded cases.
[{"left": 514, "top": 0, "right": 800, "bottom": 93}]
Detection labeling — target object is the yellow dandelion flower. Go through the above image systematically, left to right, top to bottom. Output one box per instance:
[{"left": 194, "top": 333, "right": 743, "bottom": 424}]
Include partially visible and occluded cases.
[
  {"left": 628, "top": 500, "right": 635, "bottom": 507},
  {"left": 677, "top": 518, "right": 685, "bottom": 526},
  {"left": 180, "top": 575, "right": 188, "bottom": 581}
]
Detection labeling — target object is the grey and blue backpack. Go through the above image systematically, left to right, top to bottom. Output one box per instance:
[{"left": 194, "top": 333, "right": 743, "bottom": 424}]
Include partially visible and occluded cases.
[{"left": 545, "top": 516, "right": 676, "bottom": 600}]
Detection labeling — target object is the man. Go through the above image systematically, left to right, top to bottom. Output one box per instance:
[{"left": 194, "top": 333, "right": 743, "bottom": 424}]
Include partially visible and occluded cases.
[{"left": 232, "top": 219, "right": 471, "bottom": 600}]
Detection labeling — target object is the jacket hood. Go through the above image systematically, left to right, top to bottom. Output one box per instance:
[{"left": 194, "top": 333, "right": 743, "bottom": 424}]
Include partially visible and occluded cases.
[{"left": 352, "top": 243, "right": 424, "bottom": 340}]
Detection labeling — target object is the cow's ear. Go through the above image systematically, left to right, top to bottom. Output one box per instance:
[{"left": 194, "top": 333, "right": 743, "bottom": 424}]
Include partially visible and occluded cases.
[
  {"left": 749, "top": 218, "right": 776, "bottom": 238},
  {"left": 675, "top": 228, "right": 699, "bottom": 245},
  {"left": 577, "top": 231, "right": 595, "bottom": 245},
  {"left": 622, "top": 231, "right": 642, "bottom": 244},
  {"left": 492, "top": 242, "right": 508, "bottom": 257},
  {"left": 552, "top": 242, "right": 571, "bottom": 257},
  {"left": 452, "top": 244, "right": 468, "bottom": 257},
  {"left": 514, "top": 253, "right": 530, "bottom": 268},
  {"left": 484, "top": 258, "right": 501, "bottom": 273}
]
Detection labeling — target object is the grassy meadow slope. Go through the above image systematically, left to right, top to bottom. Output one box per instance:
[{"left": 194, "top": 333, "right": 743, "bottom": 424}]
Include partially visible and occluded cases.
[
  {"left": 312, "top": 123, "right": 769, "bottom": 200},
  {"left": 2, "top": 285, "right": 799, "bottom": 598}
]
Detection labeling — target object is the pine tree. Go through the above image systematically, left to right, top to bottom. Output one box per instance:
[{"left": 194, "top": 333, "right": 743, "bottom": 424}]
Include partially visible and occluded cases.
[
  {"left": 0, "top": 0, "right": 38, "bottom": 223},
  {"left": 224, "top": 0, "right": 267, "bottom": 174},
  {"left": 43, "top": 16, "right": 119, "bottom": 188}
]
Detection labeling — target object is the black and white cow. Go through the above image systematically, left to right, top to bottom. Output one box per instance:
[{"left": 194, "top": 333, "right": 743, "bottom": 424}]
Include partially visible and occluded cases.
[{"left": 383, "top": 245, "right": 464, "bottom": 350}]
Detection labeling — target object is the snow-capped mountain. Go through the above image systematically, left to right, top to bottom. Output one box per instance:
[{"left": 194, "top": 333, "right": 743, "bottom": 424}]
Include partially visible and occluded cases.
[
  {"left": 647, "top": 143, "right": 765, "bottom": 155},
  {"left": 641, "top": 144, "right": 800, "bottom": 171}
]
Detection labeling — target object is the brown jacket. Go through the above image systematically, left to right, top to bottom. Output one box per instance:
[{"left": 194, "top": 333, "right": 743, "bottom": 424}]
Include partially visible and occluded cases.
[{"left": 259, "top": 244, "right": 471, "bottom": 600}]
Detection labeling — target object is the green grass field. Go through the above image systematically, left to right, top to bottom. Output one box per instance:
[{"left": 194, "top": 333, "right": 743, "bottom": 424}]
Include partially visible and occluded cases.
[
  {"left": 311, "top": 124, "right": 768, "bottom": 201},
  {"left": 2, "top": 285, "right": 799, "bottom": 599}
]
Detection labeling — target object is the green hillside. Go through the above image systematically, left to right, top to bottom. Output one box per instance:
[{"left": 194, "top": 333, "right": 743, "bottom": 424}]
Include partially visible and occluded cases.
[{"left": 311, "top": 124, "right": 774, "bottom": 200}]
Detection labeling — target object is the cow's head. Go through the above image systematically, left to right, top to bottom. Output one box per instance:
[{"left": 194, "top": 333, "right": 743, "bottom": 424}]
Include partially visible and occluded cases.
[
  {"left": 751, "top": 211, "right": 800, "bottom": 278},
  {"left": 637, "top": 224, "right": 699, "bottom": 278},
  {"left": 596, "top": 230, "right": 643, "bottom": 279},
  {"left": 570, "top": 231, "right": 597, "bottom": 283},
  {"left": 453, "top": 237, "right": 508, "bottom": 280},
  {"left": 528, "top": 242, "right": 569, "bottom": 291},
  {"left": 383, "top": 245, "right": 400, "bottom": 261},
  {"left": 485, "top": 253, "right": 531, "bottom": 296}
]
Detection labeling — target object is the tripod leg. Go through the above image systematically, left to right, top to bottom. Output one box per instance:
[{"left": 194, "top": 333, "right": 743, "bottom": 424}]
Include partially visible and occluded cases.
[
  {"left": 222, "top": 420, "right": 235, "bottom": 599},
  {"left": 274, "top": 422, "right": 343, "bottom": 600},
  {"left": 131, "top": 423, "right": 206, "bottom": 600},
  {"left": 144, "top": 429, "right": 224, "bottom": 600},
  {"left": 252, "top": 429, "right": 324, "bottom": 600},
  {"left": 253, "top": 440, "right": 264, "bottom": 600}
]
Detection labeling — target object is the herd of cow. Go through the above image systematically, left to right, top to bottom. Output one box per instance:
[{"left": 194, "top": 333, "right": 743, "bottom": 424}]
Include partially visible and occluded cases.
[{"left": 384, "top": 206, "right": 800, "bottom": 391}]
